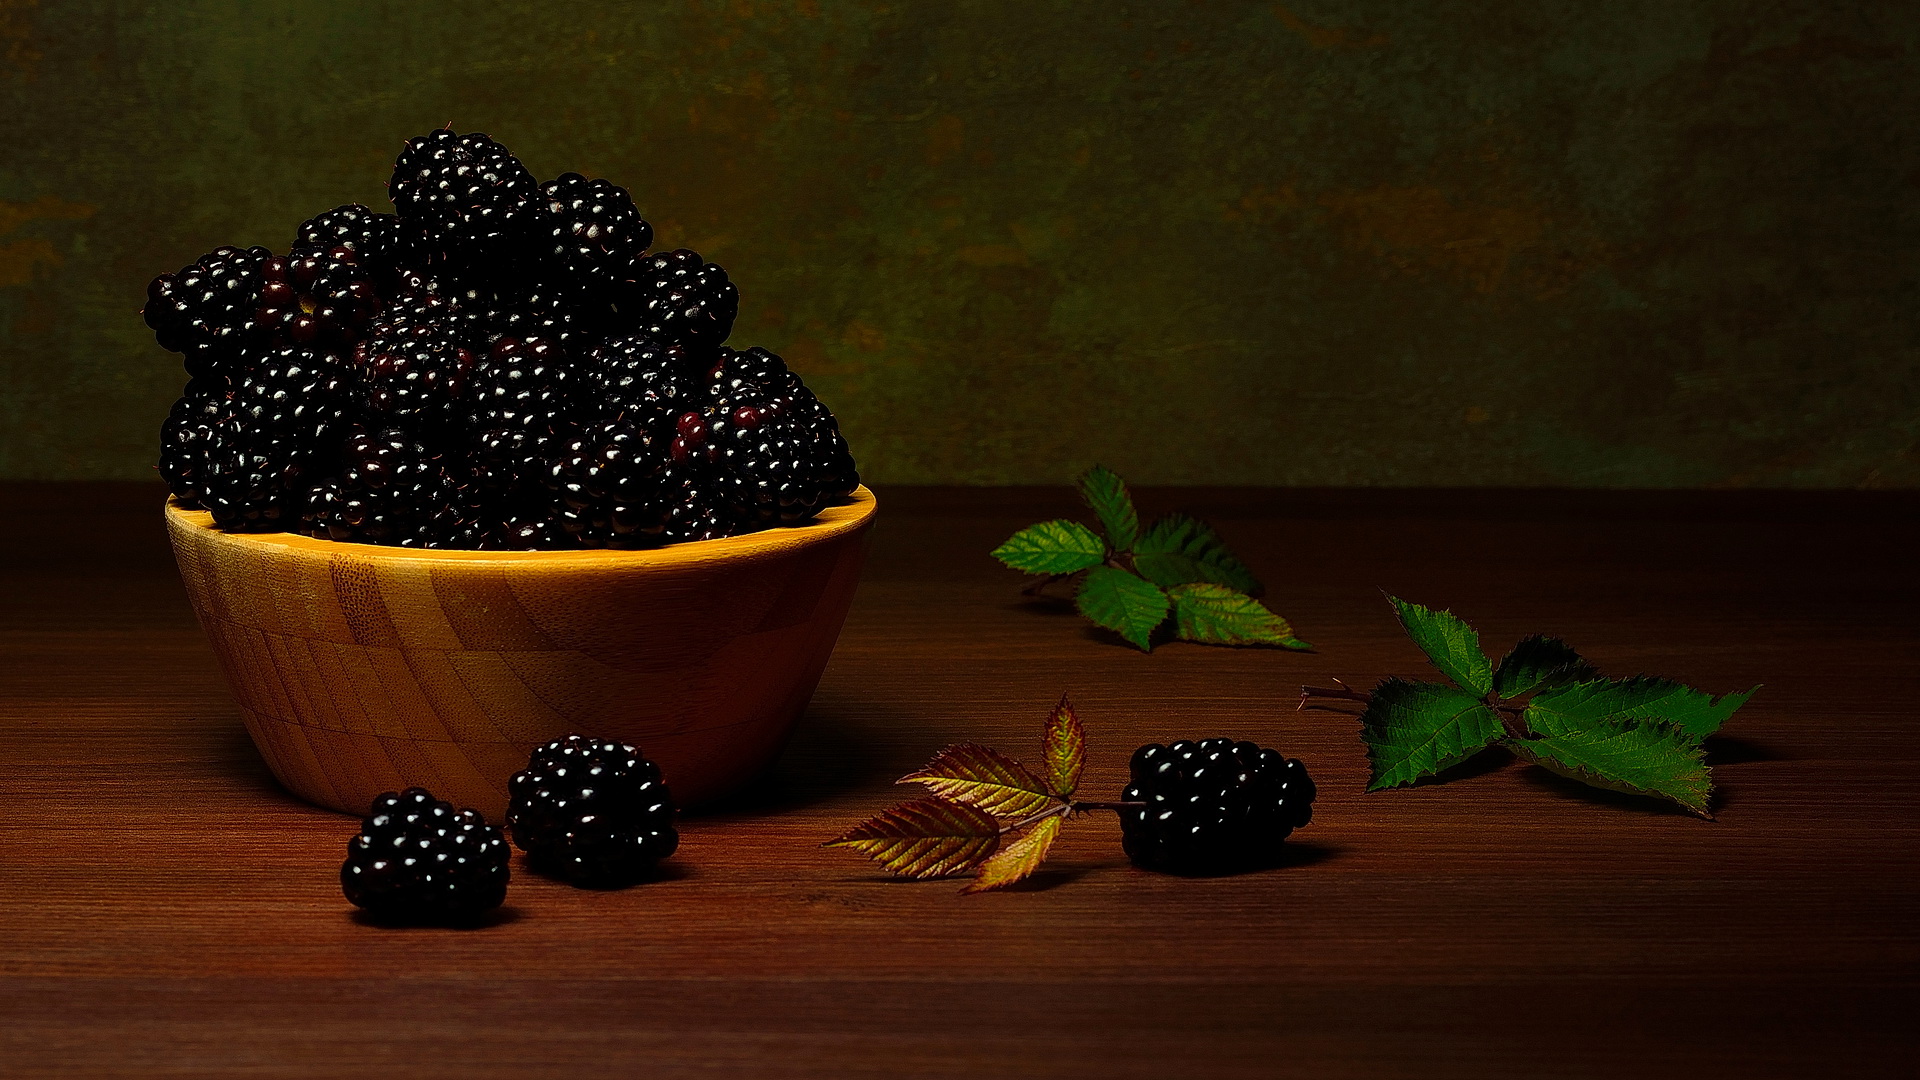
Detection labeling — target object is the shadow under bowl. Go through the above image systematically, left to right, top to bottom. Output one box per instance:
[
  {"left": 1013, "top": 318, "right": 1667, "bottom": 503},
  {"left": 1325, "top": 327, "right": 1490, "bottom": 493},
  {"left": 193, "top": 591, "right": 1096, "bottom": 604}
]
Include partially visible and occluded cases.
[{"left": 165, "top": 487, "right": 876, "bottom": 819}]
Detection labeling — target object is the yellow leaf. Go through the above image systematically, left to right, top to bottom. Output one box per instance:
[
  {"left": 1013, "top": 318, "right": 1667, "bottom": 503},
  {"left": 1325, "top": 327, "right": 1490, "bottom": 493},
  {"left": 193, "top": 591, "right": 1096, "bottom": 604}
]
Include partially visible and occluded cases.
[
  {"left": 1043, "top": 695, "right": 1086, "bottom": 798},
  {"left": 900, "top": 743, "right": 1058, "bottom": 818},
  {"left": 825, "top": 799, "right": 1002, "bottom": 879},
  {"left": 962, "top": 815, "right": 1062, "bottom": 894}
]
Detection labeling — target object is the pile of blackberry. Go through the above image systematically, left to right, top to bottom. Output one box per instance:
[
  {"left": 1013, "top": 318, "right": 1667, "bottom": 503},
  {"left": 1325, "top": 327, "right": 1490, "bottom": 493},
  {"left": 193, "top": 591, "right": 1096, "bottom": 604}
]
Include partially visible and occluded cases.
[{"left": 148, "top": 128, "right": 858, "bottom": 549}]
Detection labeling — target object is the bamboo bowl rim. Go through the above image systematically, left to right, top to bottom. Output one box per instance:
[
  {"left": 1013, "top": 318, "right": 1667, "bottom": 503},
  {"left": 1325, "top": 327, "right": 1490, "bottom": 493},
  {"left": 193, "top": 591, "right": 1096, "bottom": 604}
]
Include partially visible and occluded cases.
[{"left": 165, "top": 484, "right": 877, "bottom": 569}]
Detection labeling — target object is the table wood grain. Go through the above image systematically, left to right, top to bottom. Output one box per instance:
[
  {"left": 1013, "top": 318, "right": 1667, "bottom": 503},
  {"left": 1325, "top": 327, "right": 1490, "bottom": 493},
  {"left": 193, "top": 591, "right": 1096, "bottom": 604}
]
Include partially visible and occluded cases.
[{"left": 3, "top": 483, "right": 1916, "bottom": 1079}]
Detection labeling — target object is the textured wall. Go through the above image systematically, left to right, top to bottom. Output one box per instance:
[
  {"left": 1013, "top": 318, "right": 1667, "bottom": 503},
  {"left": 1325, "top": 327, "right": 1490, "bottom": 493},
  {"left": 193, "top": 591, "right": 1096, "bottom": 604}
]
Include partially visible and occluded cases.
[{"left": 1, "top": 0, "right": 1915, "bottom": 485}]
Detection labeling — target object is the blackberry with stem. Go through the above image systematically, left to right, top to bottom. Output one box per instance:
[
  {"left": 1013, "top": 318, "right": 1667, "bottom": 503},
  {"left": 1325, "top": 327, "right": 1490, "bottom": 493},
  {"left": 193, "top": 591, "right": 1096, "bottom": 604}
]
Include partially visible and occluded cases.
[{"left": 388, "top": 128, "right": 540, "bottom": 276}]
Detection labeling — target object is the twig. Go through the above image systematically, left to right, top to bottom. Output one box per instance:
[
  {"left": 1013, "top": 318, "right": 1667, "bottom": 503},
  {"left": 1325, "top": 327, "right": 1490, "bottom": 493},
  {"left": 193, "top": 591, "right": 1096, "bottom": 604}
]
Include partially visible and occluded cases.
[{"left": 1298, "top": 677, "right": 1371, "bottom": 711}]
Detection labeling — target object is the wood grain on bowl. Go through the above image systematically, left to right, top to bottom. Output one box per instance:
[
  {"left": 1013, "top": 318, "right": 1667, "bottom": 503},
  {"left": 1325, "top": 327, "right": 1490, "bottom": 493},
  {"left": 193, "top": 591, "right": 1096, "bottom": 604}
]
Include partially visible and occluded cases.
[{"left": 164, "top": 487, "right": 876, "bottom": 818}]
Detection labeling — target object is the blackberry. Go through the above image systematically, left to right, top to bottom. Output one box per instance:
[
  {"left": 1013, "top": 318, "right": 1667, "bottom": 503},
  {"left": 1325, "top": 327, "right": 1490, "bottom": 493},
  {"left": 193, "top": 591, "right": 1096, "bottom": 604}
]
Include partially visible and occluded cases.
[
  {"left": 388, "top": 128, "right": 540, "bottom": 273},
  {"left": 534, "top": 173, "right": 653, "bottom": 306},
  {"left": 294, "top": 203, "right": 403, "bottom": 285},
  {"left": 144, "top": 245, "right": 274, "bottom": 378},
  {"left": 256, "top": 248, "right": 383, "bottom": 349},
  {"left": 620, "top": 248, "right": 738, "bottom": 351},
  {"left": 462, "top": 280, "right": 601, "bottom": 356},
  {"left": 356, "top": 317, "right": 475, "bottom": 428},
  {"left": 584, "top": 334, "right": 693, "bottom": 422},
  {"left": 466, "top": 335, "right": 578, "bottom": 502},
  {"left": 235, "top": 343, "right": 355, "bottom": 449},
  {"left": 689, "top": 348, "right": 859, "bottom": 526},
  {"left": 158, "top": 383, "right": 236, "bottom": 508},
  {"left": 547, "top": 419, "right": 678, "bottom": 547},
  {"left": 300, "top": 425, "right": 465, "bottom": 546},
  {"left": 194, "top": 426, "right": 327, "bottom": 532},
  {"left": 483, "top": 512, "right": 578, "bottom": 551},
  {"left": 508, "top": 735, "right": 678, "bottom": 887},
  {"left": 1118, "top": 739, "right": 1315, "bottom": 875},
  {"left": 341, "top": 788, "right": 510, "bottom": 922}
]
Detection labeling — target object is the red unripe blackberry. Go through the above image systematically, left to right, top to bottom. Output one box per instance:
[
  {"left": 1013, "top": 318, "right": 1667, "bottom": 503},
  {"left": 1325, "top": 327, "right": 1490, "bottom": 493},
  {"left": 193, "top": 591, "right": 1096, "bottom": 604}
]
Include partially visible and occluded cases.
[
  {"left": 508, "top": 736, "right": 678, "bottom": 887},
  {"left": 1118, "top": 739, "right": 1315, "bottom": 875},
  {"left": 341, "top": 788, "right": 510, "bottom": 922}
]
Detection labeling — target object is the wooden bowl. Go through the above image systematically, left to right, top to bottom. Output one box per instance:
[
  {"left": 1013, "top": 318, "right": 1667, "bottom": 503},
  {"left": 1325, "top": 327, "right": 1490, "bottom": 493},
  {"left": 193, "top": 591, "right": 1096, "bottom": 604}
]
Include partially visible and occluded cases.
[{"left": 165, "top": 488, "right": 876, "bottom": 819}]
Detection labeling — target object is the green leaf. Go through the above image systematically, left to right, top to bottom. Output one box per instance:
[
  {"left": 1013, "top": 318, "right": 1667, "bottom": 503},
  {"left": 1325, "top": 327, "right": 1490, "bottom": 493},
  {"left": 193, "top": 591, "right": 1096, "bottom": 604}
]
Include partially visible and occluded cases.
[
  {"left": 1076, "top": 465, "right": 1139, "bottom": 550},
  {"left": 1133, "top": 513, "right": 1262, "bottom": 595},
  {"left": 991, "top": 520, "right": 1107, "bottom": 575},
  {"left": 1075, "top": 567, "right": 1171, "bottom": 651},
  {"left": 1168, "top": 584, "right": 1311, "bottom": 649},
  {"left": 1388, "top": 595, "right": 1493, "bottom": 696},
  {"left": 1492, "top": 635, "right": 1598, "bottom": 699},
  {"left": 1525, "top": 677, "right": 1758, "bottom": 739},
  {"left": 1360, "top": 678, "right": 1507, "bottom": 790},
  {"left": 1042, "top": 696, "right": 1086, "bottom": 798},
  {"left": 1506, "top": 722, "right": 1712, "bottom": 816},
  {"left": 898, "top": 743, "right": 1059, "bottom": 819},
  {"left": 824, "top": 799, "right": 1003, "bottom": 878},
  {"left": 962, "top": 814, "right": 1063, "bottom": 894}
]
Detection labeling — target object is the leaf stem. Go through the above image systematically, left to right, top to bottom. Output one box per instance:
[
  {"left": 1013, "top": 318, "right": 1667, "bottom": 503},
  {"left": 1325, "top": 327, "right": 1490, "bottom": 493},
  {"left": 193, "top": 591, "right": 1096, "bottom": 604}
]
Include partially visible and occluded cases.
[
  {"left": 1298, "top": 678, "right": 1370, "bottom": 711},
  {"left": 1069, "top": 800, "right": 1146, "bottom": 813},
  {"left": 999, "top": 802, "right": 1072, "bottom": 833}
]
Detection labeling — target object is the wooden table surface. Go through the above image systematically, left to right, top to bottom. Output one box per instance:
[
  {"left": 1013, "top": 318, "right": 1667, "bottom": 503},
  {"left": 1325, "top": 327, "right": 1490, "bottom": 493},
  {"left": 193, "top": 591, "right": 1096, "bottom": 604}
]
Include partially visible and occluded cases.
[{"left": 3, "top": 482, "right": 1916, "bottom": 1078}]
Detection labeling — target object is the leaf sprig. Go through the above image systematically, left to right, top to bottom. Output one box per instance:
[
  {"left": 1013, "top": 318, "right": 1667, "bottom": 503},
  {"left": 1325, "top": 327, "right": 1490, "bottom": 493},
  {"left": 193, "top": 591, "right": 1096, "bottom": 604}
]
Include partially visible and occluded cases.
[
  {"left": 991, "top": 466, "right": 1309, "bottom": 652},
  {"left": 1303, "top": 596, "right": 1758, "bottom": 818},
  {"left": 827, "top": 696, "right": 1126, "bottom": 892}
]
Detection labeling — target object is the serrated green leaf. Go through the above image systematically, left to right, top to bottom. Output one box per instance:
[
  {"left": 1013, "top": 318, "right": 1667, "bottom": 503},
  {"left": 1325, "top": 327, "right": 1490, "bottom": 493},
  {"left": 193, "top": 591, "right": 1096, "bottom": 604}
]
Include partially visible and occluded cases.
[
  {"left": 1077, "top": 465, "right": 1139, "bottom": 550},
  {"left": 1133, "top": 513, "right": 1262, "bottom": 595},
  {"left": 991, "top": 520, "right": 1107, "bottom": 575},
  {"left": 1075, "top": 566, "right": 1171, "bottom": 651},
  {"left": 1168, "top": 584, "right": 1311, "bottom": 649},
  {"left": 1388, "top": 595, "right": 1493, "bottom": 696},
  {"left": 1492, "top": 635, "right": 1599, "bottom": 699},
  {"left": 1525, "top": 677, "right": 1759, "bottom": 739},
  {"left": 1361, "top": 678, "right": 1507, "bottom": 790},
  {"left": 1042, "top": 696, "right": 1085, "bottom": 798},
  {"left": 1506, "top": 722, "right": 1712, "bottom": 816},
  {"left": 899, "top": 743, "right": 1058, "bottom": 818},
  {"left": 824, "top": 799, "right": 1003, "bottom": 878},
  {"left": 962, "top": 814, "right": 1063, "bottom": 894}
]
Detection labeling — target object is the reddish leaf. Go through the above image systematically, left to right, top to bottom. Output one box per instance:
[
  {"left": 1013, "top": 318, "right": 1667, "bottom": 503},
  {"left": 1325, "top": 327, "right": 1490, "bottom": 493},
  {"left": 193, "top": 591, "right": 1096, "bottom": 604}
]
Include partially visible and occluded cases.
[
  {"left": 1043, "top": 696, "right": 1086, "bottom": 798},
  {"left": 900, "top": 743, "right": 1058, "bottom": 819},
  {"left": 824, "top": 799, "right": 1002, "bottom": 879},
  {"left": 963, "top": 815, "right": 1063, "bottom": 894}
]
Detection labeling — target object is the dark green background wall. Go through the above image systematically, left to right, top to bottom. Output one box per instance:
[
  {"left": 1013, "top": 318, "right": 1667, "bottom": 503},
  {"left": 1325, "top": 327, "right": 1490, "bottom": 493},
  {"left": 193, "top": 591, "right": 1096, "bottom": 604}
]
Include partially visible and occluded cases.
[{"left": 2, "top": 0, "right": 1915, "bottom": 485}]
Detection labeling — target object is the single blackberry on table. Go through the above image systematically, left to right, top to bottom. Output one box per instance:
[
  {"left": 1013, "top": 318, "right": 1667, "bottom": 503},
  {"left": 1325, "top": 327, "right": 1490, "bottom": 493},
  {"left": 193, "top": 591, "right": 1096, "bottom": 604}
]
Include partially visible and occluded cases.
[
  {"left": 387, "top": 128, "right": 540, "bottom": 273},
  {"left": 534, "top": 173, "right": 653, "bottom": 305},
  {"left": 294, "top": 203, "right": 403, "bottom": 284},
  {"left": 144, "top": 245, "right": 275, "bottom": 378},
  {"left": 620, "top": 248, "right": 738, "bottom": 352},
  {"left": 356, "top": 317, "right": 475, "bottom": 429},
  {"left": 300, "top": 425, "right": 467, "bottom": 547},
  {"left": 508, "top": 735, "right": 678, "bottom": 887},
  {"left": 1118, "top": 739, "right": 1315, "bottom": 875},
  {"left": 341, "top": 787, "right": 510, "bottom": 922}
]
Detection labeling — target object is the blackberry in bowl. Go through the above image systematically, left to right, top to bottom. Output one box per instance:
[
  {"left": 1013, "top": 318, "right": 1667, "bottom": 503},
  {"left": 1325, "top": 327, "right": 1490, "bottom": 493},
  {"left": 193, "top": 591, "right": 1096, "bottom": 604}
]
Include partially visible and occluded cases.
[{"left": 148, "top": 127, "right": 873, "bottom": 819}]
